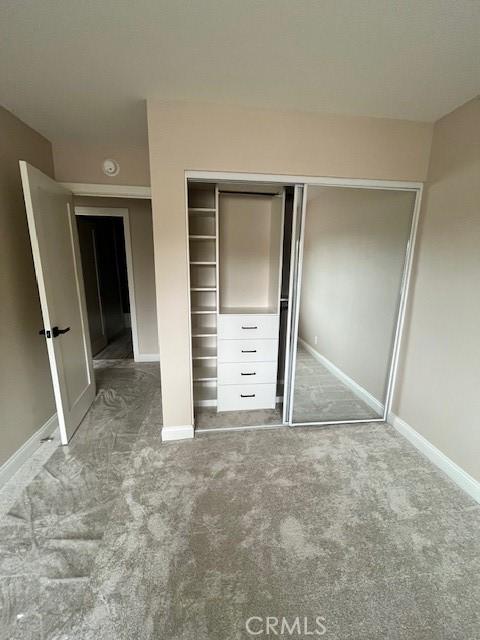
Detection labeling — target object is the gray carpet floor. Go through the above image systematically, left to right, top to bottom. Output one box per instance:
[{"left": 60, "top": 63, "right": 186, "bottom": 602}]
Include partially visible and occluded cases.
[
  {"left": 94, "top": 330, "right": 134, "bottom": 360},
  {"left": 292, "top": 345, "right": 381, "bottom": 423},
  {"left": 1, "top": 362, "right": 479, "bottom": 639}
]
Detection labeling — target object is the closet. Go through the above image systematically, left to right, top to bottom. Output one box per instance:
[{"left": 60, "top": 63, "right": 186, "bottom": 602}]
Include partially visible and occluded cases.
[
  {"left": 187, "top": 177, "right": 419, "bottom": 432},
  {"left": 188, "top": 181, "right": 291, "bottom": 422}
]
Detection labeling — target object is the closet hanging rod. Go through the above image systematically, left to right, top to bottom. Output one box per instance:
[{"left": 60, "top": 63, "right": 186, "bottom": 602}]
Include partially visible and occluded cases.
[{"left": 218, "top": 190, "right": 282, "bottom": 197}]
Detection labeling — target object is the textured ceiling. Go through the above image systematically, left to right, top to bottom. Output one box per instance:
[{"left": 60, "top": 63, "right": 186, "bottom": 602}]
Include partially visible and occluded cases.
[{"left": 0, "top": 0, "right": 479, "bottom": 145}]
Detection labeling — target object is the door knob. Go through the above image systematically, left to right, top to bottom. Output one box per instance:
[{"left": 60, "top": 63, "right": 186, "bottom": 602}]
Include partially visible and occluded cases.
[
  {"left": 39, "top": 326, "right": 70, "bottom": 339},
  {"left": 52, "top": 326, "right": 70, "bottom": 338}
]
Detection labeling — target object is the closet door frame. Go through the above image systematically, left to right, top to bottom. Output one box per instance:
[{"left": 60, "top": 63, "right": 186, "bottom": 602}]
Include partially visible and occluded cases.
[
  {"left": 185, "top": 171, "right": 423, "bottom": 428},
  {"left": 287, "top": 182, "right": 423, "bottom": 427},
  {"left": 282, "top": 185, "right": 305, "bottom": 423}
]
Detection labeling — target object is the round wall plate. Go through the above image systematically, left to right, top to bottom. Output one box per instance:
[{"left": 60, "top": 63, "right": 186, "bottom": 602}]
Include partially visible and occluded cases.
[{"left": 102, "top": 159, "right": 120, "bottom": 177}]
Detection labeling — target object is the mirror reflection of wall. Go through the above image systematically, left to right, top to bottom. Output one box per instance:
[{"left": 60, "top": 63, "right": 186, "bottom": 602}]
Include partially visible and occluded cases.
[{"left": 292, "top": 186, "right": 416, "bottom": 424}]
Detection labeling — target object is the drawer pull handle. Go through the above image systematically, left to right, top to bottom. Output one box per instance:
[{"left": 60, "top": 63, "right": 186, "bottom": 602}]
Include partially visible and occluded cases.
[
  {"left": 241, "top": 326, "right": 258, "bottom": 330},
  {"left": 241, "top": 349, "right": 257, "bottom": 353},
  {"left": 241, "top": 372, "right": 256, "bottom": 376},
  {"left": 241, "top": 393, "right": 256, "bottom": 398}
]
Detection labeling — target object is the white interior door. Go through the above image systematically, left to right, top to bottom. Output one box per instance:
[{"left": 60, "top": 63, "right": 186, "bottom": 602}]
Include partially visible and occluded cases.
[{"left": 20, "top": 161, "right": 95, "bottom": 444}]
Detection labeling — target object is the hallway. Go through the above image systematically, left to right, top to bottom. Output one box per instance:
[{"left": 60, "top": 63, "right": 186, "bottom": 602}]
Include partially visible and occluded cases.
[
  {"left": 93, "top": 330, "right": 134, "bottom": 361},
  {"left": 1, "top": 363, "right": 480, "bottom": 639}
]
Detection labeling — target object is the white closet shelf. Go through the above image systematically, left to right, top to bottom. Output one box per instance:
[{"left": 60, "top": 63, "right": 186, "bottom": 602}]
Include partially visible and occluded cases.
[
  {"left": 188, "top": 207, "right": 216, "bottom": 214},
  {"left": 189, "top": 235, "right": 216, "bottom": 240},
  {"left": 190, "top": 261, "right": 217, "bottom": 266},
  {"left": 190, "top": 286, "right": 217, "bottom": 292},
  {"left": 219, "top": 305, "right": 279, "bottom": 315},
  {"left": 191, "top": 306, "right": 217, "bottom": 314},
  {"left": 192, "top": 327, "right": 217, "bottom": 337},
  {"left": 192, "top": 347, "right": 218, "bottom": 360},
  {"left": 193, "top": 365, "right": 217, "bottom": 381},
  {"left": 193, "top": 384, "right": 217, "bottom": 404}
]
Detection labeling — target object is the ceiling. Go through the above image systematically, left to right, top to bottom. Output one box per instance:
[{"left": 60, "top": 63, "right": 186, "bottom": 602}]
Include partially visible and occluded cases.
[{"left": 1, "top": 0, "right": 479, "bottom": 146}]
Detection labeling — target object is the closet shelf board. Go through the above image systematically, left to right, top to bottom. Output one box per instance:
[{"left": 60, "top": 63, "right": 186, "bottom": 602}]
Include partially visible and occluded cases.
[
  {"left": 191, "top": 306, "right": 217, "bottom": 314},
  {"left": 193, "top": 366, "right": 218, "bottom": 382}
]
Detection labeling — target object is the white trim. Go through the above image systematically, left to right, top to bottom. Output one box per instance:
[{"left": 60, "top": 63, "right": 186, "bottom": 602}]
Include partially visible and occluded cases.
[
  {"left": 186, "top": 171, "right": 422, "bottom": 192},
  {"left": 184, "top": 177, "right": 195, "bottom": 427},
  {"left": 61, "top": 182, "right": 151, "bottom": 199},
  {"left": 282, "top": 185, "right": 300, "bottom": 423},
  {"left": 288, "top": 185, "right": 308, "bottom": 423},
  {"left": 383, "top": 186, "right": 423, "bottom": 418},
  {"left": 74, "top": 206, "right": 141, "bottom": 363},
  {"left": 298, "top": 338, "right": 383, "bottom": 414},
  {"left": 135, "top": 353, "right": 160, "bottom": 362},
  {"left": 388, "top": 413, "right": 480, "bottom": 504},
  {"left": 0, "top": 414, "right": 58, "bottom": 487},
  {"left": 292, "top": 418, "right": 384, "bottom": 427},
  {"left": 196, "top": 423, "right": 284, "bottom": 434},
  {"left": 161, "top": 425, "right": 194, "bottom": 441}
]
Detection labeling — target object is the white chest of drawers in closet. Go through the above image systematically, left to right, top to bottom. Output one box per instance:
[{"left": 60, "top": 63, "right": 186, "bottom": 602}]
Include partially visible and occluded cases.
[{"left": 217, "top": 314, "right": 279, "bottom": 411}]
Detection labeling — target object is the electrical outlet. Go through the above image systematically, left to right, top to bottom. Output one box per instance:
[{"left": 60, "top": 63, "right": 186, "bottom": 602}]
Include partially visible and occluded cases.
[{"left": 314, "top": 335, "right": 318, "bottom": 345}]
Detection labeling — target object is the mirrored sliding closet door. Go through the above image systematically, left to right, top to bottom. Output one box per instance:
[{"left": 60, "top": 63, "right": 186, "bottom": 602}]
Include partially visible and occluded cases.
[{"left": 289, "top": 185, "right": 417, "bottom": 425}]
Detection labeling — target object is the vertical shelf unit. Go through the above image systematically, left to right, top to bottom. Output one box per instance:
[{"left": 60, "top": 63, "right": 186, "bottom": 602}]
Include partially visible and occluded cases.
[{"left": 188, "top": 183, "right": 219, "bottom": 407}]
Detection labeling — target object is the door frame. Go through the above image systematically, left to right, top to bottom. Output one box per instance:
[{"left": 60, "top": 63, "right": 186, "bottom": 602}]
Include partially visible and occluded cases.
[
  {"left": 186, "top": 170, "right": 423, "bottom": 429},
  {"left": 288, "top": 181, "right": 422, "bottom": 426},
  {"left": 60, "top": 182, "right": 151, "bottom": 199},
  {"left": 74, "top": 206, "right": 140, "bottom": 362}
]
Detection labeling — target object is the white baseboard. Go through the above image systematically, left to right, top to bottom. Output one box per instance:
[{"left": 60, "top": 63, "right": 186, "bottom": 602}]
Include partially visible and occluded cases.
[
  {"left": 298, "top": 338, "right": 383, "bottom": 415},
  {"left": 135, "top": 353, "right": 160, "bottom": 362},
  {"left": 388, "top": 412, "right": 480, "bottom": 504},
  {"left": 0, "top": 414, "right": 58, "bottom": 487},
  {"left": 161, "top": 425, "right": 194, "bottom": 442}
]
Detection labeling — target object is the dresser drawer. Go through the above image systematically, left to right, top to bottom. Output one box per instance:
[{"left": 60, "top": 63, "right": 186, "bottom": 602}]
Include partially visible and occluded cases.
[
  {"left": 218, "top": 314, "right": 279, "bottom": 340},
  {"left": 218, "top": 339, "right": 278, "bottom": 363},
  {"left": 218, "top": 361, "right": 277, "bottom": 386},
  {"left": 217, "top": 383, "right": 276, "bottom": 412}
]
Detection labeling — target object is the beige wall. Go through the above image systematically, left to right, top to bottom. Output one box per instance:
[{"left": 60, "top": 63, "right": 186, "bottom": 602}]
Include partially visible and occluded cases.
[
  {"left": 393, "top": 97, "right": 480, "bottom": 482},
  {"left": 147, "top": 100, "right": 433, "bottom": 427},
  {"left": 0, "top": 106, "right": 55, "bottom": 465},
  {"left": 53, "top": 141, "right": 150, "bottom": 186},
  {"left": 299, "top": 187, "right": 415, "bottom": 402},
  {"left": 218, "top": 194, "right": 282, "bottom": 312},
  {"left": 74, "top": 197, "right": 159, "bottom": 357}
]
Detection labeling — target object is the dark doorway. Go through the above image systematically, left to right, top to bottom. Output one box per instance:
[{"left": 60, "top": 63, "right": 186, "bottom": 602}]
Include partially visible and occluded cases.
[{"left": 77, "top": 215, "right": 133, "bottom": 359}]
